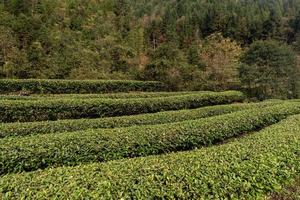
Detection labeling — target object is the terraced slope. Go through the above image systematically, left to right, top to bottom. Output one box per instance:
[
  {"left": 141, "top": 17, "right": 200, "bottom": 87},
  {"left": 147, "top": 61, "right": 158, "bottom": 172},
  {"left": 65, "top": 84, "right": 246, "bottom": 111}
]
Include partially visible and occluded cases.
[
  {"left": 0, "top": 79, "right": 165, "bottom": 94},
  {"left": 1, "top": 82, "right": 299, "bottom": 199},
  {"left": 0, "top": 91, "right": 244, "bottom": 122},
  {"left": 0, "top": 91, "right": 199, "bottom": 101},
  {"left": 0, "top": 101, "right": 281, "bottom": 138},
  {"left": 1, "top": 102, "right": 299, "bottom": 175},
  {"left": 1, "top": 114, "right": 300, "bottom": 199}
]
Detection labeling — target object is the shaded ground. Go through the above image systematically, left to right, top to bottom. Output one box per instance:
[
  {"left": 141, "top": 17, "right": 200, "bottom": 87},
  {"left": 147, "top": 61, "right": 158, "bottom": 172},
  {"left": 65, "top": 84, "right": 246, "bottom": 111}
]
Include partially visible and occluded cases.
[{"left": 269, "top": 177, "right": 300, "bottom": 200}]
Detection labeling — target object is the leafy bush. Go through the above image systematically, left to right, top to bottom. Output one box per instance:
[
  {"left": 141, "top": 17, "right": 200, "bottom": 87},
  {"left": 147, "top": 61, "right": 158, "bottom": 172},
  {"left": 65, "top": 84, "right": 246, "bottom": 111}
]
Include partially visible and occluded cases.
[
  {"left": 239, "top": 40, "right": 297, "bottom": 99},
  {"left": 0, "top": 79, "right": 165, "bottom": 94},
  {"left": 297, "top": 80, "right": 300, "bottom": 98},
  {"left": 0, "top": 91, "right": 245, "bottom": 122},
  {"left": 0, "top": 91, "right": 198, "bottom": 101},
  {"left": 0, "top": 101, "right": 281, "bottom": 138},
  {"left": 0, "top": 102, "right": 299, "bottom": 175},
  {"left": 1, "top": 114, "right": 300, "bottom": 199}
]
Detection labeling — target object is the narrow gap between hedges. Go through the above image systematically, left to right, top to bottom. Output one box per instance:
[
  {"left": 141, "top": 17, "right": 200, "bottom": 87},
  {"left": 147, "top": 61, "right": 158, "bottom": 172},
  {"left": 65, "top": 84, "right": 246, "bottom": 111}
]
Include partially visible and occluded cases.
[{"left": 268, "top": 176, "right": 300, "bottom": 200}]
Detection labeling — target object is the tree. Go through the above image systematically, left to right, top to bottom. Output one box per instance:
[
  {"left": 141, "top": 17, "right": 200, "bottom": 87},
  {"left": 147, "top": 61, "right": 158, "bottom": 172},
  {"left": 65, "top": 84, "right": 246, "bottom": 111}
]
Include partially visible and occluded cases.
[
  {"left": 0, "top": 0, "right": 300, "bottom": 86},
  {"left": 113, "top": 0, "right": 131, "bottom": 38},
  {"left": 292, "top": 10, "right": 300, "bottom": 36},
  {"left": 0, "top": 26, "right": 30, "bottom": 78},
  {"left": 199, "top": 33, "right": 243, "bottom": 90},
  {"left": 239, "top": 40, "right": 297, "bottom": 99},
  {"left": 143, "top": 43, "right": 186, "bottom": 90},
  {"left": 109, "top": 44, "right": 135, "bottom": 73},
  {"left": 187, "top": 44, "right": 204, "bottom": 69}
]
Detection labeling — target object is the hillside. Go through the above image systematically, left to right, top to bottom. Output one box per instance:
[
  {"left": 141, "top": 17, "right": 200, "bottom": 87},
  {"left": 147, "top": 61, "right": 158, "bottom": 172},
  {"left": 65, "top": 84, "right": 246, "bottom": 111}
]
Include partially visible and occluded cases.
[
  {"left": 0, "top": 1, "right": 299, "bottom": 95},
  {"left": 1, "top": 1, "right": 300, "bottom": 199}
]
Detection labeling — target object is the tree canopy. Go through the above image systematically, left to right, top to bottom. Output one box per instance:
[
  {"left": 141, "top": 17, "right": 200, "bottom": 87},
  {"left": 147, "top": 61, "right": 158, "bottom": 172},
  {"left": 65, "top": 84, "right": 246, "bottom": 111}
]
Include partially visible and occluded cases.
[
  {"left": 0, "top": 0, "right": 299, "bottom": 97},
  {"left": 240, "top": 40, "right": 297, "bottom": 99}
]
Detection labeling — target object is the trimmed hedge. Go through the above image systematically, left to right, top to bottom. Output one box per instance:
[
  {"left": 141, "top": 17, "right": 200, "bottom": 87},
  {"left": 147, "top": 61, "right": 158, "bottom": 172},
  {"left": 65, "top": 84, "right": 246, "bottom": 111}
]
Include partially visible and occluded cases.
[
  {"left": 0, "top": 79, "right": 165, "bottom": 94},
  {"left": 0, "top": 91, "right": 245, "bottom": 123},
  {"left": 0, "top": 91, "right": 200, "bottom": 101},
  {"left": 47, "top": 91, "right": 197, "bottom": 99},
  {"left": 0, "top": 95, "right": 34, "bottom": 101},
  {"left": 0, "top": 101, "right": 282, "bottom": 138},
  {"left": 0, "top": 102, "right": 299, "bottom": 175},
  {"left": 1, "top": 114, "right": 300, "bottom": 199}
]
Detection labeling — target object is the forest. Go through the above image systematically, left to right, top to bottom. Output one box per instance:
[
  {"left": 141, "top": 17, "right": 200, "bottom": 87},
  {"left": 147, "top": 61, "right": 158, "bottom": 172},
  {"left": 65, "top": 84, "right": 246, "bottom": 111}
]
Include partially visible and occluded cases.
[{"left": 0, "top": 0, "right": 300, "bottom": 98}]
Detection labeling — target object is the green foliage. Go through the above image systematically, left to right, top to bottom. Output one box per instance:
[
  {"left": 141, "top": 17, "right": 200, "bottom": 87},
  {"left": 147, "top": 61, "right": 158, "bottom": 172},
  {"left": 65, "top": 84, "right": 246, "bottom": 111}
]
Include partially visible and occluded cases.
[
  {"left": 0, "top": 0, "right": 300, "bottom": 99},
  {"left": 0, "top": 0, "right": 135, "bottom": 79},
  {"left": 133, "top": 0, "right": 300, "bottom": 44},
  {"left": 200, "top": 33, "right": 243, "bottom": 90},
  {"left": 293, "top": 33, "right": 300, "bottom": 52},
  {"left": 239, "top": 40, "right": 298, "bottom": 99},
  {"left": 143, "top": 43, "right": 193, "bottom": 90},
  {"left": 187, "top": 44, "right": 204, "bottom": 69},
  {"left": 109, "top": 45, "right": 135, "bottom": 73},
  {"left": 0, "top": 79, "right": 165, "bottom": 94},
  {"left": 298, "top": 80, "right": 300, "bottom": 98},
  {"left": 0, "top": 91, "right": 245, "bottom": 122},
  {"left": 0, "top": 91, "right": 196, "bottom": 101},
  {"left": 0, "top": 101, "right": 281, "bottom": 138},
  {"left": 0, "top": 102, "right": 299, "bottom": 176},
  {"left": 1, "top": 114, "right": 300, "bottom": 199},
  {"left": 268, "top": 177, "right": 300, "bottom": 200}
]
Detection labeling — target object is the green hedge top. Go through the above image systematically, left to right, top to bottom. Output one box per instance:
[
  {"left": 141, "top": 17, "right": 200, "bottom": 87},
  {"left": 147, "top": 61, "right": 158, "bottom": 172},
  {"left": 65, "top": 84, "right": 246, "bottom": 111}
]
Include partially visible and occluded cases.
[
  {"left": 0, "top": 79, "right": 166, "bottom": 94},
  {"left": 0, "top": 91, "right": 245, "bottom": 123},
  {"left": 0, "top": 91, "right": 200, "bottom": 101},
  {"left": 0, "top": 100, "right": 281, "bottom": 138},
  {"left": 0, "top": 102, "right": 299, "bottom": 175},
  {"left": 1, "top": 114, "right": 300, "bottom": 199}
]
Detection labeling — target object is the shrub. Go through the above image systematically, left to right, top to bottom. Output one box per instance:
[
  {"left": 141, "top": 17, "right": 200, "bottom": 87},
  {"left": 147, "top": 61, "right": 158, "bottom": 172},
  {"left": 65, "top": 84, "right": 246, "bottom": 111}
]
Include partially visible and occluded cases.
[
  {"left": 239, "top": 40, "right": 297, "bottom": 99},
  {"left": 0, "top": 79, "right": 166, "bottom": 94},
  {"left": 0, "top": 91, "right": 245, "bottom": 122},
  {"left": 0, "top": 91, "right": 198, "bottom": 101},
  {"left": 0, "top": 101, "right": 281, "bottom": 138},
  {"left": 0, "top": 102, "right": 299, "bottom": 175},
  {"left": 1, "top": 114, "right": 300, "bottom": 199}
]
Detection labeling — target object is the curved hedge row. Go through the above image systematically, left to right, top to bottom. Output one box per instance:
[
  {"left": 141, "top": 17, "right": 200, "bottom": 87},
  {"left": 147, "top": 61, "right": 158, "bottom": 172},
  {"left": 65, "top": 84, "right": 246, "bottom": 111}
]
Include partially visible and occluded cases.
[
  {"left": 0, "top": 79, "right": 165, "bottom": 94},
  {"left": 0, "top": 91, "right": 245, "bottom": 123},
  {"left": 0, "top": 91, "right": 198, "bottom": 101},
  {"left": 48, "top": 91, "right": 197, "bottom": 99},
  {"left": 0, "top": 101, "right": 282, "bottom": 138},
  {"left": 0, "top": 102, "right": 299, "bottom": 175},
  {"left": 1, "top": 114, "right": 300, "bottom": 199}
]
